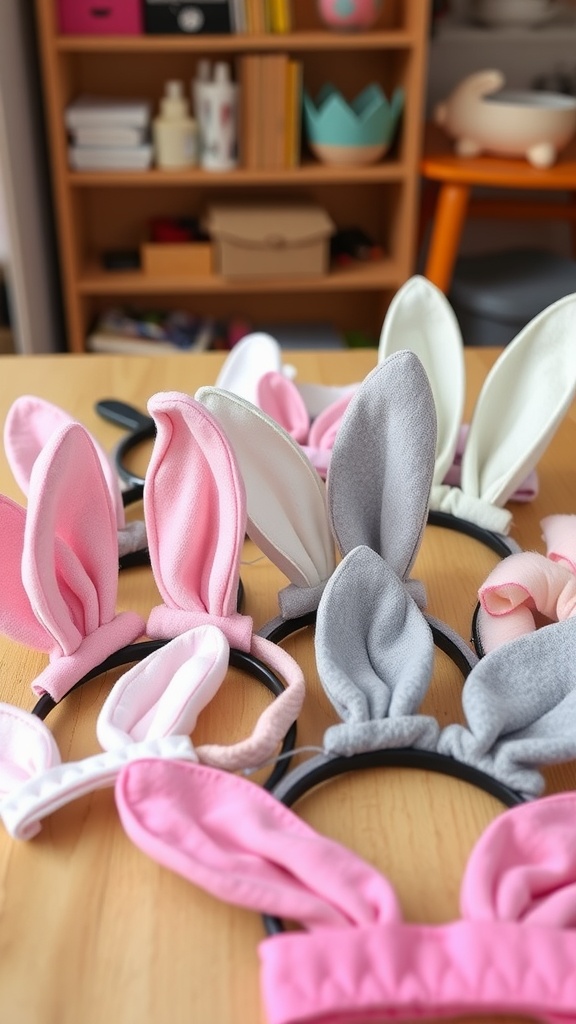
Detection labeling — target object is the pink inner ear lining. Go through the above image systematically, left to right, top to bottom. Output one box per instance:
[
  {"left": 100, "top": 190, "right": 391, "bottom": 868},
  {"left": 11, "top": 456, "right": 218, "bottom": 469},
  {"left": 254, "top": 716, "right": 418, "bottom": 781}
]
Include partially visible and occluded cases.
[
  {"left": 257, "top": 372, "right": 310, "bottom": 444},
  {"left": 480, "top": 582, "right": 532, "bottom": 616},
  {"left": 0, "top": 703, "right": 61, "bottom": 792}
]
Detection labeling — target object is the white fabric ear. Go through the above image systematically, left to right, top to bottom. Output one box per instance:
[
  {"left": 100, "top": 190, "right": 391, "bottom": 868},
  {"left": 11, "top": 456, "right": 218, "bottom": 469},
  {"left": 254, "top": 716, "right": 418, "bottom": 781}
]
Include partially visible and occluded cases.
[
  {"left": 378, "top": 276, "right": 465, "bottom": 487},
  {"left": 460, "top": 291, "right": 576, "bottom": 516},
  {"left": 214, "top": 333, "right": 283, "bottom": 406},
  {"left": 295, "top": 382, "right": 358, "bottom": 419},
  {"left": 196, "top": 386, "right": 335, "bottom": 589}
]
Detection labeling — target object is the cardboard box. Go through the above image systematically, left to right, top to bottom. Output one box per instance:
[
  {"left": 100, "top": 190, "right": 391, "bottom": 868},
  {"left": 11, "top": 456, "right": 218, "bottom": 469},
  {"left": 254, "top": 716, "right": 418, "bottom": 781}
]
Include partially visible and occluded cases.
[
  {"left": 143, "top": 1, "right": 232, "bottom": 34},
  {"left": 205, "top": 204, "right": 335, "bottom": 278},
  {"left": 141, "top": 242, "right": 213, "bottom": 276}
]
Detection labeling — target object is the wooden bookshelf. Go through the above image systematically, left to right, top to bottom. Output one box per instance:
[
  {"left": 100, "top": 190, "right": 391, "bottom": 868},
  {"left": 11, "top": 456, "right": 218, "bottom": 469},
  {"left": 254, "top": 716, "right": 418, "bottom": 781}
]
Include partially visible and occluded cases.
[{"left": 35, "top": 0, "right": 430, "bottom": 353}]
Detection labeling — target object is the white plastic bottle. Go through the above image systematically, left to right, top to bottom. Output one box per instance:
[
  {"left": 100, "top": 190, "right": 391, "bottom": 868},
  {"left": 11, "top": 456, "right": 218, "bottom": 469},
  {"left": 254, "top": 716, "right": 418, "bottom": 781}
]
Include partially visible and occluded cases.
[
  {"left": 198, "top": 62, "right": 238, "bottom": 172},
  {"left": 153, "top": 80, "right": 198, "bottom": 170}
]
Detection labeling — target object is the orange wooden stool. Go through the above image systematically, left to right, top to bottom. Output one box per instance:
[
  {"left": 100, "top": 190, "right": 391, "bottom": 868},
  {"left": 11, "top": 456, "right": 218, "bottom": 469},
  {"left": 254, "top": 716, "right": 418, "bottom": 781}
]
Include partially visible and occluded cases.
[{"left": 421, "top": 123, "right": 576, "bottom": 293}]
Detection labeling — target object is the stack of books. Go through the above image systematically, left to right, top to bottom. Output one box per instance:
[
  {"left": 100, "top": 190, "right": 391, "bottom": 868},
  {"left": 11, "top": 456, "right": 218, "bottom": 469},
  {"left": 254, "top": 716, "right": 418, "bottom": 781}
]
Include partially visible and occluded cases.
[
  {"left": 230, "top": 0, "right": 292, "bottom": 32},
  {"left": 238, "top": 54, "right": 302, "bottom": 168},
  {"left": 66, "top": 96, "right": 153, "bottom": 171},
  {"left": 86, "top": 308, "right": 215, "bottom": 354}
]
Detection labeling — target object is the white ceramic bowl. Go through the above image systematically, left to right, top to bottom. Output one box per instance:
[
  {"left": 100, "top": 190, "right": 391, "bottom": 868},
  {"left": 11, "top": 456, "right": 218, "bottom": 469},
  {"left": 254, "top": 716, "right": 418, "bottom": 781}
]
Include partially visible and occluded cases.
[
  {"left": 472, "top": 0, "right": 560, "bottom": 27},
  {"left": 435, "top": 70, "right": 576, "bottom": 167}
]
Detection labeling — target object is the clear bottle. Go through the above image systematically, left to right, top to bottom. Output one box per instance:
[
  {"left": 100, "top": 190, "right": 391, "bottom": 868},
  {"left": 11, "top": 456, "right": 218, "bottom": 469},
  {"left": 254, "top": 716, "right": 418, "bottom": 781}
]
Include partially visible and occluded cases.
[
  {"left": 198, "top": 62, "right": 238, "bottom": 172},
  {"left": 153, "top": 80, "right": 198, "bottom": 170}
]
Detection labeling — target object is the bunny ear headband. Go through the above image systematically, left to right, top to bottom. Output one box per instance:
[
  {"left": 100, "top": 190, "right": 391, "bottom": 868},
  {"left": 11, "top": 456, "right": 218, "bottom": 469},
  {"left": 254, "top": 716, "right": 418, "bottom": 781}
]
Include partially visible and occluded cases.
[
  {"left": 378, "top": 276, "right": 576, "bottom": 555},
  {"left": 197, "top": 350, "right": 478, "bottom": 665},
  {"left": 3, "top": 395, "right": 148, "bottom": 566},
  {"left": 0, "top": 618, "right": 298, "bottom": 842},
  {"left": 115, "top": 758, "right": 576, "bottom": 1023}
]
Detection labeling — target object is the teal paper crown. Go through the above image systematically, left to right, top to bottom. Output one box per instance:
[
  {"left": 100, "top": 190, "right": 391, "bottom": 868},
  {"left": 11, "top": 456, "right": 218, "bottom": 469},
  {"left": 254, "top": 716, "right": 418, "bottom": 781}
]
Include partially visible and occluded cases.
[{"left": 303, "top": 83, "right": 404, "bottom": 147}]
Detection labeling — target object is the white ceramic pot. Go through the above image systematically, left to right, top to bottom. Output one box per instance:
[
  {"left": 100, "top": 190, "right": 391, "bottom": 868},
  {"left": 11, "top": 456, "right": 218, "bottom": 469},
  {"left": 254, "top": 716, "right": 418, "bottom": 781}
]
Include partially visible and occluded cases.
[{"left": 435, "top": 69, "right": 576, "bottom": 167}]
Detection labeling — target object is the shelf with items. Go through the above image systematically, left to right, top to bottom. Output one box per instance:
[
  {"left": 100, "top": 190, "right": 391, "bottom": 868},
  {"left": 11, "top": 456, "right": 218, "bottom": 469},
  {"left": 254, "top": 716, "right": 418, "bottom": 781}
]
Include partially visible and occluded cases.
[{"left": 35, "top": 0, "right": 429, "bottom": 352}]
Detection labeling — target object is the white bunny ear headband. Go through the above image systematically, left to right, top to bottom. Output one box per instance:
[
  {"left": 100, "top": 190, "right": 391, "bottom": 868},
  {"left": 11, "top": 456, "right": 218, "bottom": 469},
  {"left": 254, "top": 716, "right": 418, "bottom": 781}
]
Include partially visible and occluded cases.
[
  {"left": 378, "top": 276, "right": 576, "bottom": 556},
  {"left": 197, "top": 350, "right": 476, "bottom": 668},
  {"left": 0, "top": 621, "right": 299, "bottom": 841}
]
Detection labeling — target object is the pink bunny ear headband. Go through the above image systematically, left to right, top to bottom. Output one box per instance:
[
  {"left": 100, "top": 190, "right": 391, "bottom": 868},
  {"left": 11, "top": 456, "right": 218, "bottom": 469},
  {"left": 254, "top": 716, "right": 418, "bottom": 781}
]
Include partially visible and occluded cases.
[
  {"left": 379, "top": 276, "right": 576, "bottom": 559},
  {"left": 196, "top": 350, "right": 477, "bottom": 661},
  {"left": 4, "top": 395, "right": 149, "bottom": 569},
  {"left": 1, "top": 408, "right": 299, "bottom": 795},
  {"left": 473, "top": 513, "right": 576, "bottom": 656},
  {"left": 0, "top": 623, "right": 296, "bottom": 841},
  {"left": 115, "top": 760, "right": 576, "bottom": 1024}
]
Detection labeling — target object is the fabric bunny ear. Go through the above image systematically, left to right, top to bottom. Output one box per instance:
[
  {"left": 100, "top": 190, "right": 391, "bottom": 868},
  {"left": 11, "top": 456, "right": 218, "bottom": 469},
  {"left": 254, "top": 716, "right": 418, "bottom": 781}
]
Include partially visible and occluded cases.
[
  {"left": 378, "top": 276, "right": 465, "bottom": 490},
  {"left": 446, "top": 291, "right": 576, "bottom": 534},
  {"left": 214, "top": 332, "right": 286, "bottom": 406},
  {"left": 328, "top": 350, "right": 437, "bottom": 582},
  {"left": 257, "top": 371, "right": 310, "bottom": 444},
  {"left": 196, "top": 386, "right": 336, "bottom": 619},
  {"left": 144, "top": 392, "right": 253, "bottom": 650},
  {"left": 4, "top": 395, "right": 125, "bottom": 531},
  {"left": 5, "top": 422, "right": 145, "bottom": 701},
  {"left": 315, "top": 546, "right": 440, "bottom": 758},
  {"left": 438, "top": 616, "right": 576, "bottom": 798},
  {"left": 116, "top": 757, "right": 400, "bottom": 929},
  {"left": 462, "top": 791, "right": 576, "bottom": 927}
]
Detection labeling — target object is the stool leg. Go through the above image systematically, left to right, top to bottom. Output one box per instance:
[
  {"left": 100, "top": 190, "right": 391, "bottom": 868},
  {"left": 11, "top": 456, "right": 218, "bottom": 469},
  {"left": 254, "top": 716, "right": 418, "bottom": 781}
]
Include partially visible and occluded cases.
[{"left": 424, "top": 183, "right": 470, "bottom": 293}]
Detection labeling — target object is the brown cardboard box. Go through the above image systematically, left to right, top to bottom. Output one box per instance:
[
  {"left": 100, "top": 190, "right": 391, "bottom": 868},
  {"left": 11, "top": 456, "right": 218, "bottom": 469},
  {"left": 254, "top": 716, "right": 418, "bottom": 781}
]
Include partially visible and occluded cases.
[
  {"left": 205, "top": 204, "right": 335, "bottom": 278},
  {"left": 141, "top": 242, "right": 213, "bottom": 277}
]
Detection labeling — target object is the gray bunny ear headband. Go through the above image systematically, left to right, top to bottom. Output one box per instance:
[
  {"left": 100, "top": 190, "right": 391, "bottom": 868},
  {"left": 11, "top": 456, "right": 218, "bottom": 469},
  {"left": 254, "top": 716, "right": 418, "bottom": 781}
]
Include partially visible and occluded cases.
[
  {"left": 378, "top": 276, "right": 576, "bottom": 558},
  {"left": 197, "top": 350, "right": 474, "bottom": 670}
]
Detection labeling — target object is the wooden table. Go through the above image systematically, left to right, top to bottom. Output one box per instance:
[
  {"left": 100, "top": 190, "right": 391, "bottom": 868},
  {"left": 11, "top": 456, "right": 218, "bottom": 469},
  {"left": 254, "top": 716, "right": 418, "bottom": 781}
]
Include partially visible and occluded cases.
[
  {"left": 421, "top": 123, "right": 576, "bottom": 293},
  {"left": 0, "top": 348, "right": 575, "bottom": 1024}
]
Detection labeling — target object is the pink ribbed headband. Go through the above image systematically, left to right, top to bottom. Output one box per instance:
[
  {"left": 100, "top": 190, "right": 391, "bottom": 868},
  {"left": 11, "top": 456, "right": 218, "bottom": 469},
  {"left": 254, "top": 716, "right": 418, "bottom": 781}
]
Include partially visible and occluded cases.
[{"left": 116, "top": 759, "right": 576, "bottom": 1024}]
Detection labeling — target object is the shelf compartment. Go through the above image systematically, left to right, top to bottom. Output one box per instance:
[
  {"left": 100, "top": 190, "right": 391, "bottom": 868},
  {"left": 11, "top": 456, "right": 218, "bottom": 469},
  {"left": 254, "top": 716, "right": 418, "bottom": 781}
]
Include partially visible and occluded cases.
[{"left": 78, "top": 258, "right": 400, "bottom": 294}]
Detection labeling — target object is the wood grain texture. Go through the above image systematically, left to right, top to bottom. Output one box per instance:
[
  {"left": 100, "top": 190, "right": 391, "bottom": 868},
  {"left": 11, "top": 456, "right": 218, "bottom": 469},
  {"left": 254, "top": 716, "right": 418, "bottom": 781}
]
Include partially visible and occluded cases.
[{"left": 0, "top": 348, "right": 574, "bottom": 1024}]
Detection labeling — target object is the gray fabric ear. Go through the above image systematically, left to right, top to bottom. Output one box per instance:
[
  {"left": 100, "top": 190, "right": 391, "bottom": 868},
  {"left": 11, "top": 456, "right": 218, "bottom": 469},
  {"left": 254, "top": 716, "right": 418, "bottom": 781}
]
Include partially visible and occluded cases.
[
  {"left": 327, "top": 350, "right": 437, "bottom": 582},
  {"left": 315, "top": 546, "right": 440, "bottom": 758},
  {"left": 437, "top": 617, "right": 576, "bottom": 798}
]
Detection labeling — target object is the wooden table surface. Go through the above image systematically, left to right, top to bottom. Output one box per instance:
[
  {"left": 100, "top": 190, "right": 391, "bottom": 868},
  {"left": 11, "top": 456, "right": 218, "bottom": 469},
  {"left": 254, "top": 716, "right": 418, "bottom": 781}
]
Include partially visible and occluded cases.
[{"left": 0, "top": 348, "right": 575, "bottom": 1024}]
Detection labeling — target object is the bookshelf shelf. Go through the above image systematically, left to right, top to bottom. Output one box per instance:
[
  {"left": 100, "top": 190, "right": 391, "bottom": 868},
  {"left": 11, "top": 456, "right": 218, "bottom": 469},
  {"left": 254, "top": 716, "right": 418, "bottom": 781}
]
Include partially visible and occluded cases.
[
  {"left": 35, "top": 0, "right": 429, "bottom": 352},
  {"left": 55, "top": 31, "right": 416, "bottom": 53},
  {"left": 67, "top": 161, "right": 408, "bottom": 187},
  {"left": 79, "top": 258, "right": 400, "bottom": 295}
]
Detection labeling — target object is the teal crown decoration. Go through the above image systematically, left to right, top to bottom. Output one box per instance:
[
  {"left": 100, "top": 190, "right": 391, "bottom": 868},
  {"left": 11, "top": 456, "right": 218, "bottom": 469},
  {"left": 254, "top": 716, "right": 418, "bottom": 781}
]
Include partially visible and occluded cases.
[{"left": 303, "top": 83, "right": 404, "bottom": 148}]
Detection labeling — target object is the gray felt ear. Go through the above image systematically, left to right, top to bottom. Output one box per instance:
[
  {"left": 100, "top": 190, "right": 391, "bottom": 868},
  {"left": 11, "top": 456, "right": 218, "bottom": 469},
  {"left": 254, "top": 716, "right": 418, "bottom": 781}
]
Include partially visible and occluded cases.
[
  {"left": 327, "top": 350, "right": 437, "bottom": 582},
  {"left": 315, "top": 546, "right": 440, "bottom": 758},
  {"left": 437, "top": 617, "right": 576, "bottom": 798}
]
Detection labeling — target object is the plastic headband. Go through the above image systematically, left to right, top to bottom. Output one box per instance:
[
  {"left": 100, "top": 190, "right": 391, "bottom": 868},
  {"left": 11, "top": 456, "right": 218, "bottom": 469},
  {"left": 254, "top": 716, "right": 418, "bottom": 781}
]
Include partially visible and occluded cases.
[
  {"left": 378, "top": 275, "right": 576, "bottom": 555},
  {"left": 0, "top": 623, "right": 296, "bottom": 841},
  {"left": 115, "top": 761, "right": 576, "bottom": 1024}
]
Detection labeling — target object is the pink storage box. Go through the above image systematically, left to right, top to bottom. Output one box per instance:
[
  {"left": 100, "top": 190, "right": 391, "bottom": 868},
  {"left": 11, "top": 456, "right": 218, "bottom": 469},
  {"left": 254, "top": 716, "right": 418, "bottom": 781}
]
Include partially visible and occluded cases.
[{"left": 57, "top": 0, "right": 143, "bottom": 35}]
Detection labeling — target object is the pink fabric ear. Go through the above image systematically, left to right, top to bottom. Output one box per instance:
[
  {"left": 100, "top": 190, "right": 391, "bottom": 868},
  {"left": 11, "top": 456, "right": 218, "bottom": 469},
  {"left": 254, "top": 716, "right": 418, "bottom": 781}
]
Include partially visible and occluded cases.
[
  {"left": 257, "top": 372, "right": 310, "bottom": 444},
  {"left": 308, "top": 392, "right": 353, "bottom": 453},
  {"left": 145, "top": 393, "right": 253, "bottom": 651},
  {"left": 4, "top": 395, "right": 125, "bottom": 530},
  {"left": 0, "top": 422, "right": 145, "bottom": 700},
  {"left": 0, "top": 496, "right": 54, "bottom": 651},
  {"left": 542, "top": 514, "right": 576, "bottom": 573},
  {"left": 478, "top": 552, "right": 576, "bottom": 652},
  {"left": 0, "top": 704, "right": 61, "bottom": 795},
  {"left": 116, "top": 758, "right": 400, "bottom": 929},
  {"left": 462, "top": 793, "right": 576, "bottom": 927}
]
